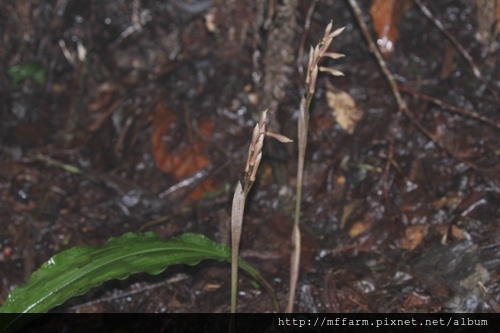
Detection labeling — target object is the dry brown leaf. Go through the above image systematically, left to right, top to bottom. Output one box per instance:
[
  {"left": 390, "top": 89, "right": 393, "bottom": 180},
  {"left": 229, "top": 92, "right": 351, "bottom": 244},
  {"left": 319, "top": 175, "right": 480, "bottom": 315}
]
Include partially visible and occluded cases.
[
  {"left": 370, "top": 0, "right": 413, "bottom": 57},
  {"left": 475, "top": 0, "right": 500, "bottom": 44},
  {"left": 440, "top": 42, "right": 457, "bottom": 79},
  {"left": 325, "top": 81, "right": 363, "bottom": 134},
  {"left": 151, "top": 101, "right": 219, "bottom": 199},
  {"left": 151, "top": 102, "right": 179, "bottom": 173},
  {"left": 340, "top": 200, "right": 361, "bottom": 230},
  {"left": 349, "top": 220, "right": 372, "bottom": 238},
  {"left": 400, "top": 224, "right": 430, "bottom": 251},
  {"left": 436, "top": 224, "right": 469, "bottom": 242},
  {"left": 450, "top": 225, "right": 468, "bottom": 240},
  {"left": 403, "top": 291, "right": 430, "bottom": 309}
]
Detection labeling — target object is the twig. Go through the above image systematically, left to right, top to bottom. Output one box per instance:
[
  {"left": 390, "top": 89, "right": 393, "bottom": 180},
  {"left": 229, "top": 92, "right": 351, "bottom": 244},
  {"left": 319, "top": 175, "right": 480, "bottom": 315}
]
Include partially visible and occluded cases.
[
  {"left": 399, "top": 85, "right": 500, "bottom": 130},
  {"left": 382, "top": 135, "right": 395, "bottom": 201},
  {"left": 68, "top": 276, "right": 189, "bottom": 311}
]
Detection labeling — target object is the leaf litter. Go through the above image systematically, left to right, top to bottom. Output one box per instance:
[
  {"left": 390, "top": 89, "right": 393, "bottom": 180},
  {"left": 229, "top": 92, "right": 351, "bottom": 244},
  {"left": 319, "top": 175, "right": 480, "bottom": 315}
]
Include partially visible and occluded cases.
[{"left": 0, "top": 0, "right": 498, "bottom": 313}]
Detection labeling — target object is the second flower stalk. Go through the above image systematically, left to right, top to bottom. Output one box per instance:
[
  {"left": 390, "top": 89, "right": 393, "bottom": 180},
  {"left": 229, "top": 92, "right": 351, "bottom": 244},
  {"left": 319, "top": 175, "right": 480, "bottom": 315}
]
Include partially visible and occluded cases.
[{"left": 231, "top": 110, "right": 292, "bottom": 313}]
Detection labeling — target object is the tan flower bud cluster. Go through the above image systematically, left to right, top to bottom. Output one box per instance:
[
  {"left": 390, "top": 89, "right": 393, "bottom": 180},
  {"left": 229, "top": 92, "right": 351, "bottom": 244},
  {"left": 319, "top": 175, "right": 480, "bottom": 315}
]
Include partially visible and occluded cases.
[
  {"left": 306, "top": 22, "right": 345, "bottom": 95},
  {"left": 244, "top": 110, "right": 292, "bottom": 183}
]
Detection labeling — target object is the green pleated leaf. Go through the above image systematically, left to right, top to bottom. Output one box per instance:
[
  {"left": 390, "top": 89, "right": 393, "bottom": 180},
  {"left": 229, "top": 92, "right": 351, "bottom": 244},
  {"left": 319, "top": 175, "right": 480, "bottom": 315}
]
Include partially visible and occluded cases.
[{"left": 0, "top": 232, "right": 274, "bottom": 320}]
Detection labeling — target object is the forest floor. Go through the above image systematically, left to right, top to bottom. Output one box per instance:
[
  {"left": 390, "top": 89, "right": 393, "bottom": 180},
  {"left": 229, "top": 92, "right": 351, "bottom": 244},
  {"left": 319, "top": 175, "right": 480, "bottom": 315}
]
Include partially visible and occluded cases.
[{"left": 1, "top": 0, "right": 499, "bottom": 313}]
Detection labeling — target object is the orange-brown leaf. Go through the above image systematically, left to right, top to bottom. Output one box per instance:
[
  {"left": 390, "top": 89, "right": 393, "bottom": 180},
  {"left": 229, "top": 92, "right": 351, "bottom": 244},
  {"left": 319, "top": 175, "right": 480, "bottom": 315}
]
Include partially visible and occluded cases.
[
  {"left": 370, "top": 0, "right": 412, "bottom": 57},
  {"left": 151, "top": 102, "right": 219, "bottom": 199},
  {"left": 151, "top": 102, "right": 179, "bottom": 173},
  {"left": 400, "top": 224, "right": 429, "bottom": 251}
]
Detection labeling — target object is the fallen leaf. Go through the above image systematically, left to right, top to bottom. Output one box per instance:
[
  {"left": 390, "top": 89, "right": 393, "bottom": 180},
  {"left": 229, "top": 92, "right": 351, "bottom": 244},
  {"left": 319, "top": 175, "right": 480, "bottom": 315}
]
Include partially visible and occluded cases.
[
  {"left": 370, "top": 0, "right": 413, "bottom": 57},
  {"left": 474, "top": 0, "right": 500, "bottom": 44},
  {"left": 440, "top": 42, "right": 457, "bottom": 79},
  {"left": 326, "top": 81, "right": 363, "bottom": 134},
  {"left": 151, "top": 102, "right": 219, "bottom": 199},
  {"left": 151, "top": 102, "right": 179, "bottom": 173},
  {"left": 340, "top": 200, "right": 362, "bottom": 230},
  {"left": 349, "top": 220, "right": 372, "bottom": 238},
  {"left": 400, "top": 224, "right": 429, "bottom": 251},
  {"left": 436, "top": 224, "right": 469, "bottom": 241},
  {"left": 450, "top": 225, "right": 468, "bottom": 240},
  {"left": 202, "top": 283, "right": 221, "bottom": 291},
  {"left": 403, "top": 291, "right": 430, "bottom": 309}
]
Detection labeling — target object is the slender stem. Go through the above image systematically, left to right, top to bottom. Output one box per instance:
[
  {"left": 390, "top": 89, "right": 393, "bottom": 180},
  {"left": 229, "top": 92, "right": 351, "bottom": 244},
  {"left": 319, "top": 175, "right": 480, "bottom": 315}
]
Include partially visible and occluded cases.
[
  {"left": 287, "top": 93, "right": 312, "bottom": 312},
  {"left": 295, "top": 97, "right": 310, "bottom": 226},
  {"left": 230, "top": 252, "right": 238, "bottom": 313}
]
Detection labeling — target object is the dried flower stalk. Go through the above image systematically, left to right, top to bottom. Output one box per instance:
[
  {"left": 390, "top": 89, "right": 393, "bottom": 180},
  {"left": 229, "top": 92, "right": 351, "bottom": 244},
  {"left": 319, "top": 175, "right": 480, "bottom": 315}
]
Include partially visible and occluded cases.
[
  {"left": 287, "top": 21, "right": 344, "bottom": 313},
  {"left": 231, "top": 110, "right": 292, "bottom": 313}
]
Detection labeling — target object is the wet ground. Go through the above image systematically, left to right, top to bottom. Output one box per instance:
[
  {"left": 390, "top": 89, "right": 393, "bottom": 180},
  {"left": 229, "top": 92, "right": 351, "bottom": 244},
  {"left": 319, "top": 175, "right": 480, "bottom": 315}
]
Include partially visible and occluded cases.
[{"left": 1, "top": 0, "right": 499, "bottom": 313}]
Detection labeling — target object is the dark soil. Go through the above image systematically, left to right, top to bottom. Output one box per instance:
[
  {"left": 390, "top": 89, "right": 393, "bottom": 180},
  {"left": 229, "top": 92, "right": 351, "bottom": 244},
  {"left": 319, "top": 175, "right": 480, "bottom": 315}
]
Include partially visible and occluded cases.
[{"left": 1, "top": 0, "right": 499, "bottom": 313}]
